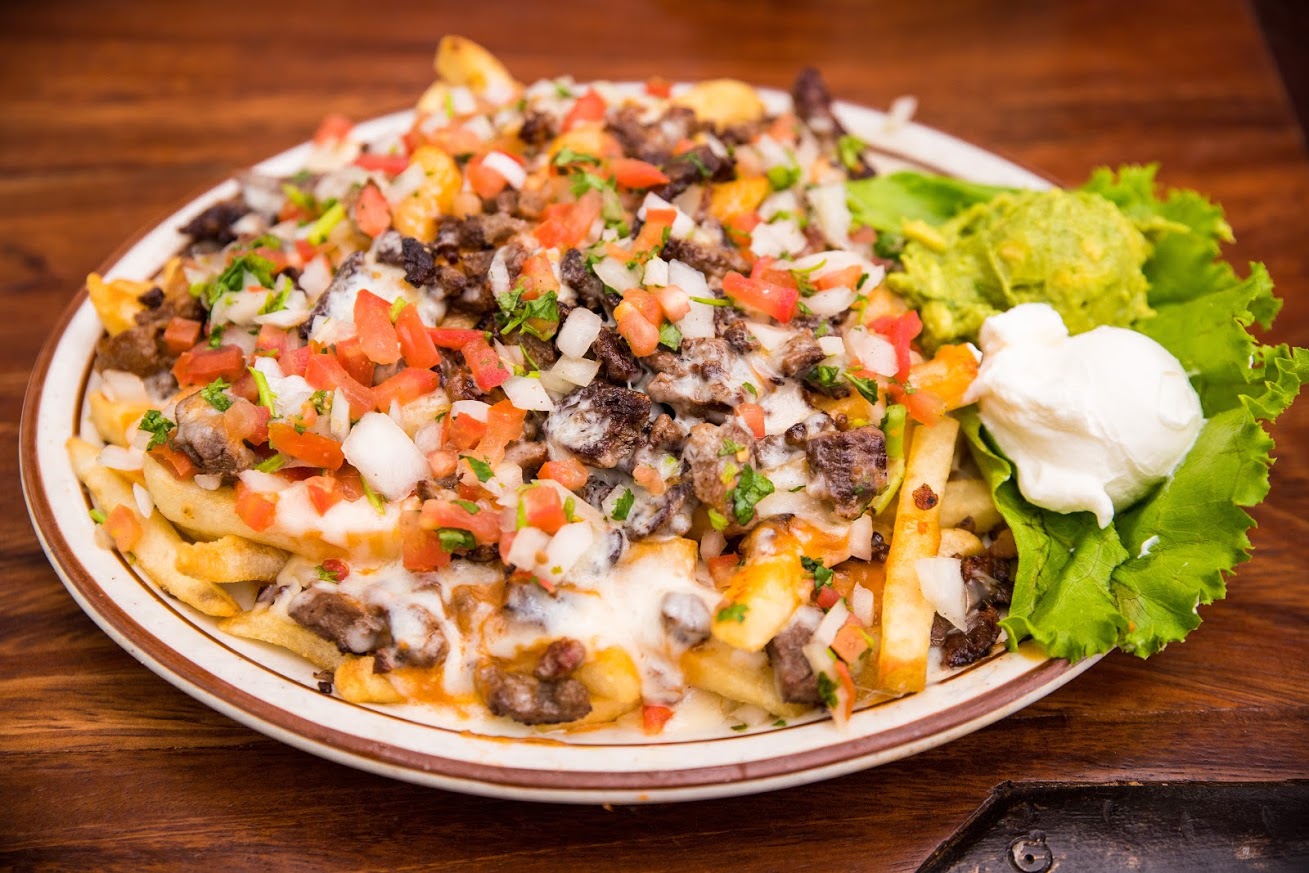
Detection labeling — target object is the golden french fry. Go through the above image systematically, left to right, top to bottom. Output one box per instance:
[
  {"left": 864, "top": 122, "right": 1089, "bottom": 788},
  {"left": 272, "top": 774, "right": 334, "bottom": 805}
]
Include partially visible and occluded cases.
[
  {"left": 434, "top": 35, "right": 515, "bottom": 94},
  {"left": 673, "top": 79, "right": 766, "bottom": 126},
  {"left": 391, "top": 145, "right": 462, "bottom": 241},
  {"left": 708, "top": 177, "right": 771, "bottom": 223},
  {"left": 85, "top": 273, "right": 149, "bottom": 336},
  {"left": 88, "top": 389, "right": 151, "bottom": 448},
  {"left": 876, "top": 415, "right": 960, "bottom": 693},
  {"left": 68, "top": 437, "right": 240, "bottom": 617},
  {"left": 940, "top": 477, "right": 1003, "bottom": 532},
  {"left": 938, "top": 527, "right": 985, "bottom": 559},
  {"left": 176, "top": 535, "right": 289, "bottom": 583},
  {"left": 711, "top": 551, "right": 806, "bottom": 652},
  {"left": 218, "top": 606, "right": 344, "bottom": 670},
  {"left": 681, "top": 639, "right": 810, "bottom": 719},
  {"left": 571, "top": 646, "right": 643, "bottom": 725},
  {"left": 334, "top": 655, "right": 403, "bottom": 704}
]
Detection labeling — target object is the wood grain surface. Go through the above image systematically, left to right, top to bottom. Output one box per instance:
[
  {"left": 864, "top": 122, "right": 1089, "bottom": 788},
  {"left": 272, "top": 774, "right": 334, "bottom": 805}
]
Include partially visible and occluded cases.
[{"left": 4, "top": 0, "right": 1308, "bottom": 870}]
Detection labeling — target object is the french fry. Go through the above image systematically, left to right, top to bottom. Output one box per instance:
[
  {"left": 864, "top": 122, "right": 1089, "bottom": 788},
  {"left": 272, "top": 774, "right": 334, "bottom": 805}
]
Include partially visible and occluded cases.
[
  {"left": 434, "top": 35, "right": 515, "bottom": 93},
  {"left": 673, "top": 79, "right": 766, "bottom": 126},
  {"left": 85, "top": 273, "right": 149, "bottom": 336},
  {"left": 908, "top": 344, "right": 978, "bottom": 411},
  {"left": 88, "top": 389, "right": 151, "bottom": 448},
  {"left": 876, "top": 415, "right": 960, "bottom": 693},
  {"left": 67, "top": 437, "right": 240, "bottom": 617},
  {"left": 940, "top": 477, "right": 1003, "bottom": 532},
  {"left": 937, "top": 527, "right": 985, "bottom": 559},
  {"left": 710, "top": 533, "right": 807, "bottom": 653},
  {"left": 176, "top": 535, "right": 289, "bottom": 583},
  {"left": 218, "top": 606, "right": 344, "bottom": 670},
  {"left": 681, "top": 639, "right": 809, "bottom": 719},
  {"left": 572, "top": 646, "right": 642, "bottom": 725},
  {"left": 334, "top": 655, "right": 403, "bottom": 704}
]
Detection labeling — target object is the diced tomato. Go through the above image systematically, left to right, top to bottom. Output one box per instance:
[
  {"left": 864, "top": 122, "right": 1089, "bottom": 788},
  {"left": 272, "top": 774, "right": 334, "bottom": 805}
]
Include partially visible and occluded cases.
[
  {"left": 644, "top": 77, "right": 672, "bottom": 98},
  {"left": 563, "top": 88, "right": 607, "bottom": 131},
  {"left": 314, "top": 113, "right": 353, "bottom": 144},
  {"left": 767, "top": 113, "right": 798, "bottom": 144},
  {"left": 423, "top": 125, "right": 482, "bottom": 156},
  {"left": 353, "top": 152, "right": 410, "bottom": 175},
  {"left": 465, "top": 154, "right": 508, "bottom": 199},
  {"left": 611, "top": 157, "right": 670, "bottom": 189},
  {"left": 354, "top": 183, "right": 391, "bottom": 238},
  {"left": 534, "top": 190, "right": 601, "bottom": 250},
  {"left": 629, "top": 208, "right": 675, "bottom": 260},
  {"left": 723, "top": 211, "right": 761, "bottom": 248},
  {"left": 851, "top": 225, "right": 878, "bottom": 245},
  {"left": 294, "top": 239, "right": 320, "bottom": 263},
  {"left": 518, "top": 252, "right": 561, "bottom": 301},
  {"left": 749, "top": 256, "right": 798, "bottom": 288},
  {"left": 816, "top": 264, "right": 864, "bottom": 291},
  {"left": 722, "top": 271, "right": 799, "bottom": 323},
  {"left": 652, "top": 284, "right": 690, "bottom": 322},
  {"left": 619, "top": 288, "right": 660, "bottom": 325},
  {"left": 353, "top": 289, "right": 402, "bottom": 366},
  {"left": 613, "top": 301, "right": 660, "bottom": 357},
  {"left": 392, "top": 305, "right": 440, "bottom": 370},
  {"left": 871, "top": 310, "right": 923, "bottom": 381},
  {"left": 163, "top": 318, "right": 202, "bottom": 355},
  {"left": 255, "top": 324, "right": 293, "bottom": 358},
  {"left": 428, "top": 327, "right": 488, "bottom": 349},
  {"left": 333, "top": 336, "right": 375, "bottom": 388},
  {"left": 461, "top": 336, "right": 511, "bottom": 390},
  {"left": 172, "top": 344, "right": 247, "bottom": 386},
  {"left": 909, "top": 344, "right": 978, "bottom": 412},
  {"left": 281, "top": 345, "right": 312, "bottom": 377},
  {"left": 305, "top": 352, "right": 374, "bottom": 418},
  {"left": 373, "top": 367, "right": 440, "bottom": 413},
  {"left": 229, "top": 370, "right": 259, "bottom": 402},
  {"left": 891, "top": 383, "right": 947, "bottom": 426},
  {"left": 223, "top": 399, "right": 271, "bottom": 445},
  {"left": 477, "top": 400, "right": 527, "bottom": 464},
  {"left": 737, "top": 401, "right": 766, "bottom": 439},
  {"left": 445, "top": 412, "right": 488, "bottom": 451},
  {"left": 267, "top": 422, "right": 344, "bottom": 470},
  {"left": 148, "top": 443, "right": 197, "bottom": 480},
  {"left": 427, "top": 449, "right": 458, "bottom": 479},
  {"left": 538, "top": 458, "right": 588, "bottom": 491},
  {"left": 633, "top": 463, "right": 666, "bottom": 496},
  {"left": 333, "top": 467, "right": 365, "bottom": 502},
  {"left": 304, "top": 475, "right": 344, "bottom": 515},
  {"left": 235, "top": 482, "right": 278, "bottom": 532},
  {"left": 520, "top": 485, "right": 566, "bottom": 534},
  {"left": 419, "top": 499, "right": 501, "bottom": 545},
  {"left": 104, "top": 505, "right": 142, "bottom": 553},
  {"left": 401, "top": 511, "right": 451, "bottom": 571},
  {"left": 498, "top": 530, "right": 517, "bottom": 564},
  {"left": 706, "top": 554, "right": 739, "bottom": 587},
  {"left": 320, "top": 557, "right": 350, "bottom": 581},
  {"left": 816, "top": 586, "right": 842, "bottom": 611},
  {"left": 832, "top": 618, "right": 871, "bottom": 664},
  {"left": 831, "top": 660, "right": 856, "bottom": 722},
  {"left": 642, "top": 704, "right": 674, "bottom": 735}
]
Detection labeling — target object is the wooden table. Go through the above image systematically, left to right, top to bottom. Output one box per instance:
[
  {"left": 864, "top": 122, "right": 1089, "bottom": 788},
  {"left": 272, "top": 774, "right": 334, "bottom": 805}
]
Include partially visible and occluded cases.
[{"left": 5, "top": 0, "right": 1307, "bottom": 868}]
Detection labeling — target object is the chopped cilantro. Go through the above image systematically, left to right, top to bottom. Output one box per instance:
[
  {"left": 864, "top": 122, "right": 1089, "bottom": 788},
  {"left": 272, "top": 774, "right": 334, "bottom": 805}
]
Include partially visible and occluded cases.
[
  {"left": 554, "top": 81, "right": 575, "bottom": 99},
  {"left": 837, "top": 134, "right": 868, "bottom": 173},
  {"left": 552, "top": 147, "right": 600, "bottom": 168},
  {"left": 685, "top": 152, "right": 711, "bottom": 179},
  {"left": 766, "top": 164, "right": 801, "bottom": 190},
  {"left": 569, "top": 171, "right": 614, "bottom": 197},
  {"left": 281, "top": 183, "right": 318, "bottom": 214},
  {"left": 306, "top": 201, "right": 346, "bottom": 245},
  {"left": 242, "top": 233, "right": 282, "bottom": 251},
  {"left": 195, "top": 254, "right": 278, "bottom": 307},
  {"left": 258, "top": 286, "right": 291, "bottom": 315},
  {"left": 497, "top": 288, "right": 560, "bottom": 340},
  {"left": 689, "top": 295, "right": 730, "bottom": 307},
  {"left": 389, "top": 297, "right": 408, "bottom": 322},
  {"left": 658, "top": 320, "right": 682, "bottom": 351},
  {"left": 815, "top": 321, "right": 832, "bottom": 338},
  {"left": 207, "top": 323, "right": 227, "bottom": 348},
  {"left": 808, "top": 365, "right": 843, "bottom": 389},
  {"left": 248, "top": 367, "right": 278, "bottom": 414},
  {"left": 846, "top": 373, "right": 880, "bottom": 404},
  {"left": 199, "top": 378, "right": 233, "bottom": 412},
  {"left": 742, "top": 382, "right": 757, "bottom": 396},
  {"left": 309, "top": 390, "right": 330, "bottom": 414},
  {"left": 137, "top": 410, "right": 174, "bottom": 450},
  {"left": 718, "top": 438, "right": 746, "bottom": 457},
  {"left": 254, "top": 453, "right": 286, "bottom": 473},
  {"left": 463, "top": 455, "right": 494, "bottom": 483},
  {"left": 729, "top": 465, "right": 775, "bottom": 526},
  {"left": 359, "top": 476, "right": 386, "bottom": 514},
  {"left": 611, "top": 488, "right": 635, "bottom": 521},
  {"left": 563, "top": 496, "right": 577, "bottom": 522},
  {"left": 516, "top": 498, "right": 528, "bottom": 530},
  {"left": 453, "top": 499, "right": 480, "bottom": 514},
  {"left": 89, "top": 508, "right": 107, "bottom": 525},
  {"left": 707, "top": 508, "right": 730, "bottom": 531},
  {"left": 438, "top": 528, "right": 477, "bottom": 552},
  {"left": 801, "top": 555, "right": 834, "bottom": 590},
  {"left": 315, "top": 563, "right": 340, "bottom": 582},
  {"left": 716, "top": 603, "right": 748, "bottom": 623},
  {"left": 816, "top": 672, "right": 839, "bottom": 709},
  {"left": 772, "top": 719, "right": 787, "bottom": 727},
  {"left": 730, "top": 723, "right": 749, "bottom": 732}
]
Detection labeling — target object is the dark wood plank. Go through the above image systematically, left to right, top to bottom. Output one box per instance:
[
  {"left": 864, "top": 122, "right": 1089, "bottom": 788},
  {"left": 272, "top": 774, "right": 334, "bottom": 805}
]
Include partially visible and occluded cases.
[{"left": 3, "top": 0, "right": 1308, "bottom": 869}]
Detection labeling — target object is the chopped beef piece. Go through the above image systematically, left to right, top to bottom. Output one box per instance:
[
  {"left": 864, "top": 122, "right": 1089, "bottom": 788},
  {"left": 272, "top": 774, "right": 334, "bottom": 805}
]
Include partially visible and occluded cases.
[
  {"left": 791, "top": 67, "right": 875, "bottom": 179},
  {"left": 518, "top": 109, "right": 556, "bottom": 146},
  {"left": 716, "top": 119, "right": 765, "bottom": 146},
  {"left": 658, "top": 144, "right": 733, "bottom": 200},
  {"left": 512, "top": 187, "right": 549, "bottom": 222},
  {"left": 488, "top": 188, "right": 518, "bottom": 215},
  {"left": 178, "top": 198, "right": 247, "bottom": 246},
  {"left": 460, "top": 213, "right": 524, "bottom": 249},
  {"left": 432, "top": 219, "right": 463, "bottom": 261},
  {"left": 374, "top": 229, "right": 405, "bottom": 266},
  {"left": 401, "top": 236, "right": 437, "bottom": 287},
  {"left": 661, "top": 237, "right": 749, "bottom": 281},
  {"left": 502, "top": 241, "right": 529, "bottom": 285},
  {"left": 560, "top": 248, "right": 607, "bottom": 309},
  {"left": 301, "top": 251, "right": 364, "bottom": 338},
  {"left": 433, "top": 264, "right": 469, "bottom": 298},
  {"left": 137, "top": 286, "right": 165, "bottom": 309},
  {"left": 721, "top": 320, "right": 759, "bottom": 354},
  {"left": 94, "top": 322, "right": 168, "bottom": 376},
  {"left": 591, "top": 326, "right": 643, "bottom": 383},
  {"left": 517, "top": 330, "right": 558, "bottom": 368},
  {"left": 778, "top": 330, "right": 826, "bottom": 377},
  {"left": 646, "top": 338, "right": 753, "bottom": 420},
  {"left": 440, "top": 355, "right": 482, "bottom": 400},
  {"left": 544, "top": 382, "right": 651, "bottom": 468},
  {"left": 172, "top": 392, "right": 255, "bottom": 477},
  {"left": 784, "top": 412, "right": 836, "bottom": 447},
  {"left": 647, "top": 413, "right": 687, "bottom": 453},
  {"left": 682, "top": 420, "right": 755, "bottom": 519},
  {"left": 805, "top": 425, "right": 888, "bottom": 518},
  {"left": 755, "top": 434, "right": 801, "bottom": 469},
  {"left": 504, "top": 439, "right": 549, "bottom": 479},
  {"left": 625, "top": 480, "right": 694, "bottom": 539},
  {"left": 869, "top": 530, "right": 890, "bottom": 563},
  {"left": 962, "top": 554, "right": 1016, "bottom": 607},
  {"left": 504, "top": 580, "right": 551, "bottom": 627},
  {"left": 288, "top": 586, "right": 386, "bottom": 654},
  {"left": 661, "top": 592, "right": 711, "bottom": 647},
  {"left": 374, "top": 604, "right": 449, "bottom": 671},
  {"left": 941, "top": 606, "right": 1002, "bottom": 668},
  {"left": 766, "top": 607, "right": 824, "bottom": 704},
  {"left": 931, "top": 613, "right": 952, "bottom": 647},
  {"left": 534, "top": 638, "right": 586, "bottom": 681},
  {"left": 477, "top": 664, "right": 591, "bottom": 725}
]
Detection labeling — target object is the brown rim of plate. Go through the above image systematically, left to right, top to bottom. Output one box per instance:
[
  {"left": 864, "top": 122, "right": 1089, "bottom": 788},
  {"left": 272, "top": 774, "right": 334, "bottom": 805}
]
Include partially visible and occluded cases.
[{"left": 20, "top": 130, "right": 1076, "bottom": 794}]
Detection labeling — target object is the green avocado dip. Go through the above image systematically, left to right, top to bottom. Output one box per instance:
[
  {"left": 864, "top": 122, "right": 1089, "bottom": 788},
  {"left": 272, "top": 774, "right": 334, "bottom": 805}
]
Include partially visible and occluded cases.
[{"left": 885, "top": 188, "right": 1154, "bottom": 350}]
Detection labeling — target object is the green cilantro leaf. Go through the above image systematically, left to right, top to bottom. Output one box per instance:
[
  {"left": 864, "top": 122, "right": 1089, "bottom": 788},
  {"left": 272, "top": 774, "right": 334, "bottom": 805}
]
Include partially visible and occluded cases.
[
  {"left": 837, "top": 134, "right": 868, "bottom": 173},
  {"left": 552, "top": 147, "right": 600, "bottom": 168},
  {"left": 766, "top": 165, "right": 800, "bottom": 191},
  {"left": 259, "top": 286, "right": 291, "bottom": 315},
  {"left": 497, "top": 289, "right": 560, "bottom": 340},
  {"left": 689, "top": 295, "right": 730, "bottom": 307},
  {"left": 658, "top": 320, "right": 682, "bottom": 351},
  {"left": 207, "top": 323, "right": 227, "bottom": 349},
  {"left": 248, "top": 367, "right": 278, "bottom": 414},
  {"left": 845, "top": 373, "right": 879, "bottom": 404},
  {"left": 199, "top": 378, "right": 233, "bottom": 412},
  {"left": 309, "top": 390, "right": 330, "bottom": 415},
  {"left": 137, "top": 410, "right": 174, "bottom": 450},
  {"left": 718, "top": 438, "right": 745, "bottom": 457},
  {"left": 255, "top": 453, "right": 286, "bottom": 473},
  {"left": 463, "top": 456, "right": 494, "bottom": 483},
  {"left": 729, "top": 465, "right": 774, "bottom": 526},
  {"left": 359, "top": 476, "right": 386, "bottom": 515},
  {"left": 611, "top": 488, "right": 635, "bottom": 521},
  {"left": 452, "top": 499, "right": 480, "bottom": 514},
  {"left": 89, "top": 508, "right": 107, "bottom": 524},
  {"left": 707, "top": 508, "right": 730, "bottom": 531},
  {"left": 438, "top": 528, "right": 477, "bottom": 552},
  {"left": 801, "top": 555, "right": 834, "bottom": 590},
  {"left": 316, "top": 563, "right": 340, "bottom": 582},
  {"left": 716, "top": 603, "right": 748, "bottom": 623},
  {"left": 816, "top": 672, "right": 838, "bottom": 709}
]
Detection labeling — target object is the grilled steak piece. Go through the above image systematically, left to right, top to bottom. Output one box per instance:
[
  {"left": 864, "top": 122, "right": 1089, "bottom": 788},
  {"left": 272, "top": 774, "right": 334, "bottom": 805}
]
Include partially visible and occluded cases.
[
  {"left": 179, "top": 198, "right": 248, "bottom": 246},
  {"left": 661, "top": 237, "right": 750, "bottom": 282},
  {"left": 560, "top": 248, "right": 608, "bottom": 310},
  {"left": 590, "top": 326, "right": 643, "bottom": 383},
  {"left": 778, "top": 330, "right": 826, "bottom": 377},
  {"left": 646, "top": 338, "right": 754, "bottom": 420},
  {"left": 544, "top": 382, "right": 652, "bottom": 468},
  {"left": 172, "top": 392, "right": 255, "bottom": 477},
  {"left": 682, "top": 420, "right": 756, "bottom": 520},
  {"left": 805, "top": 425, "right": 889, "bottom": 518},
  {"left": 288, "top": 587, "right": 387, "bottom": 654},
  {"left": 661, "top": 592, "right": 711, "bottom": 647},
  {"left": 374, "top": 604, "right": 449, "bottom": 671},
  {"left": 940, "top": 605, "right": 1002, "bottom": 668},
  {"left": 766, "top": 607, "right": 824, "bottom": 704},
  {"left": 534, "top": 638, "right": 586, "bottom": 681},
  {"left": 477, "top": 664, "right": 592, "bottom": 725}
]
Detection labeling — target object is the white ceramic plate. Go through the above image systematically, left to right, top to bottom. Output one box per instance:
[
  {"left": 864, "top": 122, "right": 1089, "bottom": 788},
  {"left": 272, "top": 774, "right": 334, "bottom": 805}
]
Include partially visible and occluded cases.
[{"left": 21, "top": 91, "right": 1099, "bottom": 803}]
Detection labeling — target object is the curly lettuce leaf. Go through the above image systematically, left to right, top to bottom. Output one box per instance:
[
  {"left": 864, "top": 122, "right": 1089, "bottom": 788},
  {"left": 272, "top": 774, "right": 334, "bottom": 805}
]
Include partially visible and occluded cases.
[
  {"left": 955, "top": 166, "right": 1307, "bottom": 660},
  {"left": 846, "top": 171, "right": 1015, "bottom": 232}
]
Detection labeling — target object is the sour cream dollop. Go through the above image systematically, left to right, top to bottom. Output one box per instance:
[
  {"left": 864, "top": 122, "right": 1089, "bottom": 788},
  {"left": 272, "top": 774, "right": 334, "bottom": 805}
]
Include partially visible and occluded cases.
[{"left": 965, "top": 303, "right": 1203, "bottom": 527}]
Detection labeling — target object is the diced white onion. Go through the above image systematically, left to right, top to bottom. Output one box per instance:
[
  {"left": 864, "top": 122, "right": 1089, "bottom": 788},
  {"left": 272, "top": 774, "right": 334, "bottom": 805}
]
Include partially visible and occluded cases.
[
  {"left": 448, "top": 86, "right": 477, "bottom": 115},
  {"left": 886, "top": 94, "right": 918, "bottom": 130},
  {"left": 463, "top": 114, "right": 496, "bottom": 141},
  {"left": 482, "top": 151, "right": 527, "bottom": 189},
  {"left": 386, "top": 162, "right": 428, "bottom": 205},
  {"left": 809, "top": 183, "right": 853, "bottom": 248},
  {"left": 637, "top": 193, "right": 694, "bottom": 238},
  {"left": 750, "top": 219, "right": 806, "bottom": 259},
  {"left": 488, "top": 248, "right": 511, "bottom": 297},
  {"left": 299, "top": 256, "right": 333, "bottom": 301},
  {"left": 593, "top": 257, "right": 642, "bottom": 294},
  {"left": 643, "top": 257, "right": 670, "bottom": 288},
  {"left": 667, "top": 259, "right": 709, "bottom": 298},
  {"left": 668, "top": 259, "right": 716, "bottom": 340},
  {"left": 805, "top": 287, "right": 856, "bottom": 317},
  {"left": 679, "top": 299, "right": 718, "bottom": 340},
  {"left": 556, "top": 307, "right": 603, "bottom": 358},
  {"left": 748, "top": 323, "right": 794, "bottom": 352},
  {"left": 845, "top": 327, "right": 899, "bottom": 376},
  {"left": 818, "top": 335, "right": 846, "bottom": 357},
  {"left": 549, "top": 355, "right": 600, "bottom": 388},
  {"left": 537, "top": 369, "right": 576, "bottom": 395},
  {"left": 98, "top": 370, "right": 150, "bottom": 405},
  {"left": 502, "top": 375, "right": 555, "bottom": 412},
  {"left": 330, "top": 388, "right": 351, "bottom": 441},
  {"left": 450, "top": 400, "right": 490, "bottom": 422},
  {"left": 341, "top": 412, "right": 428, "bottom": 502},
  {"left": 413, "top": 420, "right": 443, "bottom": 454},
  {"left": 98, "top": 445, "right": 144, "bottom": 472},
  {"left": 238, "top": 469, "right": 290, "bottom": 493},
  {"left": 193, "top": 473, "right": 223, "bottom": 491},
  {"left": 132, "top": 483, "right": 154, "bottom": 519},
  {"left": 847, "top": 514, "right": 874, "bottom": 561},
  {"left": 541, "top": 522, "right": 595, "bottom": 580},
  {"left": 507, "top": 526, "right": 551, "bottom": 570},
  {"left": 700, "top": 529, "right": 726, "bottom": 559},
  {"left": 916, "top": 557, "right": 967, "bottom": 631},
  {"left": 850, "top": 584, "right": 875, "bottom": 626},
  {"left": 813, "top": 598, "right": 850, "bottom": 650},
  {"left": 802, "top": 636, "right": 839, "bottom": 685}
]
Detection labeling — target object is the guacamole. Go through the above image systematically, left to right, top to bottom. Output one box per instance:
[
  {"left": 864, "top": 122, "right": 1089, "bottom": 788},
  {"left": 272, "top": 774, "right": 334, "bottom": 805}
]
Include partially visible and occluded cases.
[{"left": 886, "top": 188, "right": 1153, "bottom": 350}]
